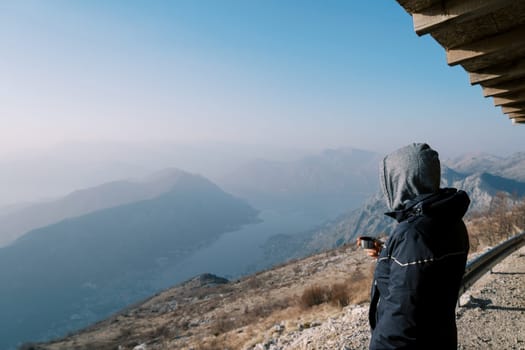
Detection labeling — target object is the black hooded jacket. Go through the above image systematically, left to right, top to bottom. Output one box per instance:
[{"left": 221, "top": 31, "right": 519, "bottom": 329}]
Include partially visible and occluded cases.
[{"left": 369, "top": 188, "right": 470, "bottom": 350}]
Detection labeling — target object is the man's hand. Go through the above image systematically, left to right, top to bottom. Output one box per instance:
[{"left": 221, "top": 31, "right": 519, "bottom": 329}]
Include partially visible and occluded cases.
[{"left": 357, "top": 237, "right": 383, "bottom": 259}]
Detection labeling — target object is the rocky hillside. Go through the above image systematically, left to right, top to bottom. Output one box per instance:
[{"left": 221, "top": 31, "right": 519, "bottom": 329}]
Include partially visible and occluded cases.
[
  {"left": 447, "top": 152, "right": 525, "bottom": 182},
  {"left": 260, "top": 165, "right": 525, "bottom": 263},
  {"left": 32, "top": 236, "right": 525, "bottom": 350},
  {"left": 31, "top": 243, "right": 374, "bottom": 350}
]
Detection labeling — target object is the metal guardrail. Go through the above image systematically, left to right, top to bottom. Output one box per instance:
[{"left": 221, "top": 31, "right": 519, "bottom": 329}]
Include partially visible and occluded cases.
[{"left": 459, "top": 231, "right": 525, "bottom": 297}]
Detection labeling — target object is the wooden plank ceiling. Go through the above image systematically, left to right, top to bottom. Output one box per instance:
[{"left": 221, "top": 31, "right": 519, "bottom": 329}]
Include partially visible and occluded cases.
[{"left": 397, "top": 0, "right": 525, "bottom": 125}]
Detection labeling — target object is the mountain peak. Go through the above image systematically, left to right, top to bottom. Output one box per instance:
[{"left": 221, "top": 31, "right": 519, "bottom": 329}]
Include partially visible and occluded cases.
[{"left": 141, "top": 168, "right": 191, "bottom": 183}]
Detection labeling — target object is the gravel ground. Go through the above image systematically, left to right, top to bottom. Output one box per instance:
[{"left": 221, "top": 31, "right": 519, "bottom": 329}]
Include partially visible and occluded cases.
[
  {"left": 253, "top": 246, "right": 525, "bottom": 350},
  {"left": 457, "top": 246, "right": 525, "bottom": 350},
  {"left": 250, "top": 304, "right": 370, "bottom": 350}
]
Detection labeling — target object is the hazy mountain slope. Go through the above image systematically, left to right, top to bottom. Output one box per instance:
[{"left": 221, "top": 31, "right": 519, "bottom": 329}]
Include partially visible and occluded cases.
[
  {"left": 219, "top": 148, "right": 381, "bottom": 219},
  {"left": 445, "top": 152, "right": 503, "bottom": 173},
  {"left": 446, "top": 152, "right": 525, "bottom": 182},
  {"left": 0, "top": 155, "right": 148, "bottom": 208},
  {"left": 262, "top": 166, "right": 525, "bottom": 262},
  {"left": 0, "top": 169, "right": 192, "bottom": 247},
  {"left": 314, "top": 169, "right": 525, "bottom": 246},
  {"left": 0, "top": 172, "right": 258, "bottom": 350},
  {"left": 450, "top": 172, "right": 525, "bottom": 212}
]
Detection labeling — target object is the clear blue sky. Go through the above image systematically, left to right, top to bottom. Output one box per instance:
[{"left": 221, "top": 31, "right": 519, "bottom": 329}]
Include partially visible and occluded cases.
[{"left": 1, "top": 0, "right": 523, "bottom": 157}]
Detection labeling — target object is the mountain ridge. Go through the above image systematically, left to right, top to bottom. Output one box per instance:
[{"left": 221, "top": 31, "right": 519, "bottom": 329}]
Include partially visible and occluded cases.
[
  {"left": 0, "top": 168, "right": 196, "bottom": 247},
  {"left": 0, "top": 171, "right": 258, "bottom": 350}
]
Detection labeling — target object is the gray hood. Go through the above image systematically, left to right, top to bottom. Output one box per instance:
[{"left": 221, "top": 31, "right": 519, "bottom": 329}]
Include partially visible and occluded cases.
[{"left": 380, "top": 143, "right": 441, "bottom": 211}]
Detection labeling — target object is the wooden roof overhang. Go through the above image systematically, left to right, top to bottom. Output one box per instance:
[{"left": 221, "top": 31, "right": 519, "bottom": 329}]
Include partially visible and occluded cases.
[{"left": 396, "top": 0, "right": 525, "bottom": 125}]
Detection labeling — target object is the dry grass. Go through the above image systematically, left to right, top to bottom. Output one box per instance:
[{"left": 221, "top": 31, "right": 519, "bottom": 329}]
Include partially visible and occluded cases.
[
  {"left": 467, "top": 194, "right": 525, "bottom": 253},
  {"left": 176, "top": 246, "right": 374, "bottom": 349},
  {"left": 299, "top": 266, "right": 372, "bottom": 310},
  {"left": 329, "top": 282, "right": 350, "bottom": 307},
  {"left": 300, "top": 285, "right": 329, "bottom": 308}
]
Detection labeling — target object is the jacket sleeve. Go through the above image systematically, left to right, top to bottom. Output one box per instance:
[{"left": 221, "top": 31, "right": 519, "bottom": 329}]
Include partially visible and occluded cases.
[{"left": 369, "top": 227, "right": 431, "bottom": 350}]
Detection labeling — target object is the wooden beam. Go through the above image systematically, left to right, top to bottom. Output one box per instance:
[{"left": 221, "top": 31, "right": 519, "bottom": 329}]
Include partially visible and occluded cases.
[
  {"left": 414, "top": 0, "right": 515, "bottom": 36},
  {"left": 447, "top": 25, "right": 525, "bottom": 67},
  {"left": 469, "top": 58, "right": 525, "bottom": 85},
  {"left": 482, "top": 80, "right": 525, "bottom": 97},
  {"left": 493, "top": 91, "right": 525, "bottom": 107},
  {"left": 495, "top": 99, "right": 525, "bottom": 107},
  {"left": 501, "top": 105, "right": 525, "bottom": 114},
  {"left": 507, "top": 112, "right": 525, "bottom": 119},
  {"left": 511, "top": 117, "right": 525, "bottom": 124}
]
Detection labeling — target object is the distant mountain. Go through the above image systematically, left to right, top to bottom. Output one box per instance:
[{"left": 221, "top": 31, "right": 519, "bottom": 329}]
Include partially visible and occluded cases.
[
  {"left": 0, "top": 141, "right": 311, "bottom": 208},
  {"left": 218, "top": 148, "right": 382, "bottom": 219},
  {"left": 446, "top": 152, "right": 525, "bottom": 182},
  {"left": 0, "top": 155, "right": 149, "bottom": 208},
  {"left": 261, "top": 166, "right": 525, "bottom": 262},
  {"left": 0, "top": 169, "right": 196, "bottom": 247},
  {"left": 0, "top": 171, "right": 258, "bottom": 350},
  {"left": 449, "top": 172, "right": 525, "bottom": 212}
]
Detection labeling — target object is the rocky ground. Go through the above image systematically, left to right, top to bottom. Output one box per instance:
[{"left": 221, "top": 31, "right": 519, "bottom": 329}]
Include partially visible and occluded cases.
[
  {"left": 249, "top": 245, "right": 525, "bottom": 350},
  {"left": 457, "top": 245, "right": 525, "bottom": 350},
  {"left": 248, "top": 304, "right": 370, "bottom": 350}
]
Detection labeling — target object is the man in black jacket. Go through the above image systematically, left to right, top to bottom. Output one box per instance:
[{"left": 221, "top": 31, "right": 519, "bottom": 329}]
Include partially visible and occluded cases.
[{"left": 368, "top": 143, "right": 470, "bottom": 350}]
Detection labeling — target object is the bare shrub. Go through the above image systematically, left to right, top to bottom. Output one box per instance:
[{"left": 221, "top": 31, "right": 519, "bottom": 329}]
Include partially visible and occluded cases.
[
  {"left": 329, "top": 282, "right": 350, "bottom": 307},
  {"left": 300, "top": 285, "right": 329, "bottom": 308}
]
